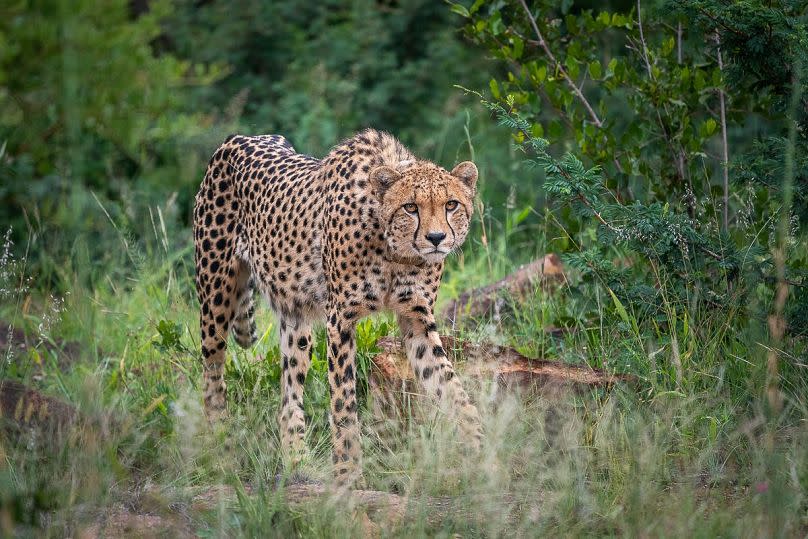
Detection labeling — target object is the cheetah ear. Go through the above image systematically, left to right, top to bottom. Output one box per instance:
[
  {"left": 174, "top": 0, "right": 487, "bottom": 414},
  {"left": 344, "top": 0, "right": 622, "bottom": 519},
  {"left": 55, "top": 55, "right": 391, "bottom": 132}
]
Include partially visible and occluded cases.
[
  {"left": 451, "top": 161, "right": 478, "bottom": 191},
  {"left": 369, "top": 166, "right": 402, "bottom": 199}
]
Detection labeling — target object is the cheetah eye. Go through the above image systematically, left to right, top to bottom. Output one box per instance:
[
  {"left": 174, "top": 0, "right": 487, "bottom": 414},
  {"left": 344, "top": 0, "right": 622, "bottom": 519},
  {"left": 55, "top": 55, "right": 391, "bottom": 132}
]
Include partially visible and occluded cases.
[
  {"left": 445, "top": 200, "right": 459, "bottom": 211},
  {"left": 403, "top": 203, "right": 418, "bottom": 213}
]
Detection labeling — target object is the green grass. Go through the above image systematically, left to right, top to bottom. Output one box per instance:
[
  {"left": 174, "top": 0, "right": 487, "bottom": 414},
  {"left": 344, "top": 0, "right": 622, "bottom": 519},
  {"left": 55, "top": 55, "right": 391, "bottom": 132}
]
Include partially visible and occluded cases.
[{"left": 1, "top": 202, "right": 807, "bottom": 537}]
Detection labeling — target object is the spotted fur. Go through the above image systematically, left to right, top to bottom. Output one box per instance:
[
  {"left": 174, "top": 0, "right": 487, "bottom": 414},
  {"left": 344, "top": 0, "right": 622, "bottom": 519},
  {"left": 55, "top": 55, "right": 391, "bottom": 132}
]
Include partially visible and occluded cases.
[{"left": 193, "top": 129, "right": 483, "bottom": 487}]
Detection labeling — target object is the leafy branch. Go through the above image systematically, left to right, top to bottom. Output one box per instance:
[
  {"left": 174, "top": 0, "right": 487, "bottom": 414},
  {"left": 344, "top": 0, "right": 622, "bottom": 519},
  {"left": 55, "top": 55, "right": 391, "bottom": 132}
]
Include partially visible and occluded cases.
[
  {"left": 516, "top": 0, "right": 604, "bottom": 128},
  {"left": 463, "top": 87, "right": 746, "bottom": 310}
]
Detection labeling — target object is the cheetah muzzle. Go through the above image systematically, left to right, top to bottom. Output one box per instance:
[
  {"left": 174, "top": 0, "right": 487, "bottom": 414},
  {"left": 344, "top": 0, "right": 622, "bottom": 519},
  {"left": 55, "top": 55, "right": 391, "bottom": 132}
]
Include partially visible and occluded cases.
[{"left": 193, "top": 129, "right": 483, "bottom": 488}]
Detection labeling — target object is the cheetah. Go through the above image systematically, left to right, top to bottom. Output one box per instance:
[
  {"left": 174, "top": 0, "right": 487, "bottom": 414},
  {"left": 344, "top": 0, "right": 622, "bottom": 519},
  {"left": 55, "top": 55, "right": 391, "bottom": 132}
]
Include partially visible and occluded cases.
[{"left": 193, "top": 129, "right": 483, "bottom": 486}]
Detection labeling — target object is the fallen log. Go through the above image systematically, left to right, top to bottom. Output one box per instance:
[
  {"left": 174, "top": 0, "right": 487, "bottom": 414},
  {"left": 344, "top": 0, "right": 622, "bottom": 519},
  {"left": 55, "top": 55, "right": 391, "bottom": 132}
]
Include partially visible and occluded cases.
[
  {"left": 441, "top": 253, "right": 566, "bottom": 327},
  {"left": 369, "top": 335, "right": 633, "bottom": 429},
  {"left": 372, "top": 335, "right": 630, "bottom": 393},
  {"left": 0, "top": 379, "right": 77, "bottom": 430},
  {"left": 73, "top": 475, "right": 520, "bottom": 538},
  {"left": 78, "top": 481, "right": 515, "bottom": 538},
  {"left": 189, "top": 482, "right": 517, "bottom": 532},
  {"left": 78, "top": 505, "right": 194, "bottom": 539}
]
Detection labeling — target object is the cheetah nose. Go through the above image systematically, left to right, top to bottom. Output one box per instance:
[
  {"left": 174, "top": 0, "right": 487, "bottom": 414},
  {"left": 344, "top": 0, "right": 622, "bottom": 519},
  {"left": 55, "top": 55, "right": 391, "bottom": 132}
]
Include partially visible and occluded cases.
[{"left": 425, "top": 231, "right": 446, "bottom": 247}]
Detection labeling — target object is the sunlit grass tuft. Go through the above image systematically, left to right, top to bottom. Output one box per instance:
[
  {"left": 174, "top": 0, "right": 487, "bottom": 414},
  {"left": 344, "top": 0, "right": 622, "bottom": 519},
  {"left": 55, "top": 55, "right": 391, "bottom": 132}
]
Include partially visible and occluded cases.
[{"left": 1, "top": 193, "right": 806, "bottom": 536}]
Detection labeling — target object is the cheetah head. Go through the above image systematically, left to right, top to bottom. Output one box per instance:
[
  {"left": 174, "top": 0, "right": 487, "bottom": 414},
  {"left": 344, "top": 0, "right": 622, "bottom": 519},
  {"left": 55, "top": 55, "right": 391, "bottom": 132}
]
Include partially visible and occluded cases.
[{"left": 369, "top": 160, "right": 478, "bottom": 264}]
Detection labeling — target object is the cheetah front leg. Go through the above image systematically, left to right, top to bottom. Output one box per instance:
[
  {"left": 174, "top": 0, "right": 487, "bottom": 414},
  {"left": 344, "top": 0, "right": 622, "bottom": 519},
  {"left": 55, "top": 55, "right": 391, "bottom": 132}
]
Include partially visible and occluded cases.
[
  {"left": 325, "top": 307, "right": 363, "bottom": 488},
  {"left": 398, "top": 308, "right": 483, "bottom": 450},
  {"left": 278, "top": 318, "right": 313, "bottom": 466}
]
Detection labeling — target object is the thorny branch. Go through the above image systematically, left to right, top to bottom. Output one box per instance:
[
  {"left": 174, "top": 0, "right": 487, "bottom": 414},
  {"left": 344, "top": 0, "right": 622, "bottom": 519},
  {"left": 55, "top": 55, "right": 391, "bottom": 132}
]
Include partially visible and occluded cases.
[
  {"left": 517, "top": 0, "right": 604, "bottom": 128},
  {"left": 637, "top": 0, "right": 653, "bottom": 79},
  {"left": 515, "top": 1, "right": 627, "bottom": 175},
  {"left": 634, "top": 1, "right": 691, "bottom": 202},
  {"left": 696, "top": 7, "right": 750, "bottom": 39},
  {"left": 715, "top": 33, "right": 731, "bottom": 232}
]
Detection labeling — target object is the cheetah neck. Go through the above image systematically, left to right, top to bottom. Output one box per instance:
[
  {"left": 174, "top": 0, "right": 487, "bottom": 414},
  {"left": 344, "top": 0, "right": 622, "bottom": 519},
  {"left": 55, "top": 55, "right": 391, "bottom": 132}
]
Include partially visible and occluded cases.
[{"left": 382, "top": 247, "right": 426, "bottom": 267}]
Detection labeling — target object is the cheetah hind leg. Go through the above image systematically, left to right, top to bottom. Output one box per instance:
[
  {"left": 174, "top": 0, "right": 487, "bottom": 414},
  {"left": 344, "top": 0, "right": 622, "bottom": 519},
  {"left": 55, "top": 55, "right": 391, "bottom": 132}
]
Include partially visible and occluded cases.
[
  {"left": 198, "top": 258, "right": 252, "bottom": 423},
  {"left": 231, "top": 274, "right": 258, "bottom": 349},
  {"left": 278, "top": 318, "right": 314, "bottom": 470}
]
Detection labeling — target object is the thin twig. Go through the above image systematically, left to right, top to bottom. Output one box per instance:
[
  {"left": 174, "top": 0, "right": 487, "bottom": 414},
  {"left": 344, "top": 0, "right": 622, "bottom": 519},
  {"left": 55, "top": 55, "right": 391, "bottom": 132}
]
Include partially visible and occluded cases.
[
  {"left": 517, "top": 0, "right": 603, "bottom": 128},
  {"left": 637, "top": 0, "right": 653, "bottom": 78},
  {"left": 516, "top": 2, "right": 626, "bottom": 176},
  {"left": 637, "top": 5, "right": 691, "bottom": 196},
  {"left": 696, "top": 7, "right": 750, "bottom": 38},
  {"left": 492, "top": 33, "right": 577, "bottom": 131},
  {"left": 715, "top": 33, "right": 730, "bottom": 233},
  {"left": 766, "top": 62, "right": 802, "bottom": 417},
  {"left": 577, "top": 194, "right": 620, "bottom": 233},
  {"left": 698, "top": 244, "right": 723, "bottom": 261}
]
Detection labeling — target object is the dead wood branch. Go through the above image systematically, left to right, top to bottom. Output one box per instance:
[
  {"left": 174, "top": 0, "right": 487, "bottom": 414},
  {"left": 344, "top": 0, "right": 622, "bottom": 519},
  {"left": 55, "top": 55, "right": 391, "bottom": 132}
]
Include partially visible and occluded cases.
[
  {"left": 517, "top": 0, "right": 603, "bottom": 128},
  {"left": 441, "top": 253, "right": 565, "bottom": 326},
  {"left": 369, "top": 334, "right": 634, "bottom": 430},
  {"left": 0, "top": 379, "right": 77, "bottom": 429},
  {"left": 189, "top": 482, "right": 516, "bottom": 531}
]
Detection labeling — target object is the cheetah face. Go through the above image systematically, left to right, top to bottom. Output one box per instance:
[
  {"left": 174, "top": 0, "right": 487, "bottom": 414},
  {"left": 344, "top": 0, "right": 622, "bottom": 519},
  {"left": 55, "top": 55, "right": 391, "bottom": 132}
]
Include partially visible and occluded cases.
[{"left": 370, "top": 161, "right": 478, "bottom": 264}]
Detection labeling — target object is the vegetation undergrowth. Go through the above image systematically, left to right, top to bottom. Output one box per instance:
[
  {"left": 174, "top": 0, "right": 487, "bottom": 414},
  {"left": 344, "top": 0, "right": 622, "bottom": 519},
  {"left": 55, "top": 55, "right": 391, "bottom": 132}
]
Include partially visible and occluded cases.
[
  {"left": 1, "top": 0, "right": 806, "bottom": 537},
  {"left": 1, "top": 189, "right": 806, "bottom": 536}
]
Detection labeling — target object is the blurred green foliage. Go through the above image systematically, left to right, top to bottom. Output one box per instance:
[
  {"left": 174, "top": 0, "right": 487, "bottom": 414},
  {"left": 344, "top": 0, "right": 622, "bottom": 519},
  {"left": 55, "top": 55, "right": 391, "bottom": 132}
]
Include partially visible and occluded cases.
[
  {"left": 0, "top": 0, "right": 219, "bottom": 219},
  {"left": 0, "top": 0, "right": 804, "bottom": 347},
  {"left": 1, "top": 0, "right": 533, "bottom": 283},
  {"left": 162, "top": 0, "right": 493, "bottom": 154},
  {"left": 456, "top": 0, "right": 808, "bottom": 335},
  {"left": 0, "top": 3, "right": 807, "bottom": 534}
]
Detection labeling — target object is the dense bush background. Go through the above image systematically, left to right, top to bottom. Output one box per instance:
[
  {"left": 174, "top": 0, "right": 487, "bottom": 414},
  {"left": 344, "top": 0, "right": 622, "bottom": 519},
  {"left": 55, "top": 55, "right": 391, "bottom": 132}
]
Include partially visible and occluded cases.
[
  {"left": 0, "top": 0, "right": 538, "bottom": 283},
  {"left": 1, "top": 0, "right": 807, "bottom": 535}
]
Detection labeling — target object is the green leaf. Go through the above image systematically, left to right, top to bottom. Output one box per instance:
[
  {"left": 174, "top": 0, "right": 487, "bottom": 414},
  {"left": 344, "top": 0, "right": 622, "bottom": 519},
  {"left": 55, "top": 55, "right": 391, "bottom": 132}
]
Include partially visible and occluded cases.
[
  {"left": 561, "top": 0, "right": 574, "bottom": 15},
  {"left": 449, "top": 4, "right": 470, "bottom": 18},
  {"left": 490, "top": 11, "right": 504, "bottom": 35},
  {"left": 611, "top": 13, "right": 628, "bottom": 27},
  {"left": 566, "top": 14, "right": 579, "bottom": 34},
  {"left": 512, "top": 36, "right": 524, "bottom": 59},
  {"left": 662, "top": 37, "right": 675, "bottom": 56},
  {"left": 566, "top": 57, "right": 580, "bottom": 80},
  {"left": 589, "top": 60, "right": 602, "bottom": 79},
  {"left": 536, "top": 65, "right": 547, "bottom": 83},
  {"left": 694, "top": 69, "right": 706, "bottom": 90},
  {"left": 489, "top": 78, "right": 501, "bottom": 99},
  {"left": 701, "top": 118, "right": 717, "bottom": 137},
  {"left": 514, "top": 206, "right": 532, "bottom": 225},
  {"left": 608, "top": 288, "right": 631, "bottom": 326},
  {"left": 608, "top": 288, "right": 640, "bottom": 336},
  {"left": 683, "top": 311, "right": 690, "bottom": 340},
  {"left": 153, "top": 319, "right": 187, "bottom": 353}
]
